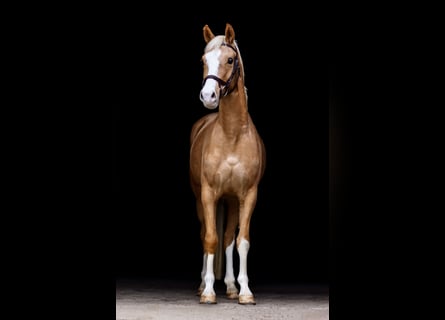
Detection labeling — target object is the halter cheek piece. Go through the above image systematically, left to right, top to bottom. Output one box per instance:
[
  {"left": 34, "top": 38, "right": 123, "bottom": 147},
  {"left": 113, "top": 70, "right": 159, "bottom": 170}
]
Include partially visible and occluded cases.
[{"left": 202, "top": 43, "right": 240, "bottom": 97}]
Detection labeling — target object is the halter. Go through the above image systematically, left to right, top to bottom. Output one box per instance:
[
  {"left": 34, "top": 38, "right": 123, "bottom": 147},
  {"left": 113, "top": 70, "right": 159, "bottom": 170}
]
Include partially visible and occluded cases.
[{"left": 201, "top": 43, "right": 240, "bottom": 97}]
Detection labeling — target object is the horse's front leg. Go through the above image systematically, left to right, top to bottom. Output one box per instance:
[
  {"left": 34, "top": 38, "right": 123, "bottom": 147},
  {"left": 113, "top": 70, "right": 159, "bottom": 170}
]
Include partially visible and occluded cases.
[
  {"left": 199, "top": 187, "right": 218, "bottom": 304},
  {"left": 236, "top": 189, "right": 258, "bottom": 305},
  {"left": 196, "top": 199, "right": 206, "bottom": 296},
  {"left": 197, "top": 247, "right": 207, "bottom": 296}
]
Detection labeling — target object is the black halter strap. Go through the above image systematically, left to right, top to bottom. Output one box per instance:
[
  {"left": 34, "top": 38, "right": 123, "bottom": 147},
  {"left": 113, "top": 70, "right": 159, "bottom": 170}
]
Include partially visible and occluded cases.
[{"left": 201, "top": 42, "right": 240, "bottom": 97}]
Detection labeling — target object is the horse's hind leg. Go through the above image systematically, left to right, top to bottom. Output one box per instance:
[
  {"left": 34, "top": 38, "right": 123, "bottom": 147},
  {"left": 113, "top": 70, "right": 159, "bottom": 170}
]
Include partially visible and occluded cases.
[{"left": 224, "top": 197, "right": 239, "bottom": 299}]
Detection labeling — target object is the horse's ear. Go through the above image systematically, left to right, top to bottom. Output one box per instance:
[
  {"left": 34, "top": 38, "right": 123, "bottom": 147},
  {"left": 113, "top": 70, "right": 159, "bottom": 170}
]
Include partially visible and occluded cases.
[
  {"left": 225, "top": 23, "right": 235, "bottom": 44},
  {"left": 203, "top": 25, "right": 215, "bottom": 43}
]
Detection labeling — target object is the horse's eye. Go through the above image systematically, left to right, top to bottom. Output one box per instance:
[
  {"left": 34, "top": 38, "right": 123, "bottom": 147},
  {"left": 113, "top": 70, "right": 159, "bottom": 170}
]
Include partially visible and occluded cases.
[{"left": 228, "top": 57, "right": 233, "bottom": 64}]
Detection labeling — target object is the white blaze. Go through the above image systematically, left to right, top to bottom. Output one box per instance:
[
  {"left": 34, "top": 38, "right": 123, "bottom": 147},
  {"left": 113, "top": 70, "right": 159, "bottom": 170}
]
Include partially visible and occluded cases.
[{"left": 200, "top": 49, "right": 222, "bottom": 109}]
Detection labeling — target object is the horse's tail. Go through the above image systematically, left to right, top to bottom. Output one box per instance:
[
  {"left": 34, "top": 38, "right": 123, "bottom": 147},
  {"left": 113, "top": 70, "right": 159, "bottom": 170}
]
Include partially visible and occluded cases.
[{"left": 214, "top": 200, "right": 225, "bottom": 280}]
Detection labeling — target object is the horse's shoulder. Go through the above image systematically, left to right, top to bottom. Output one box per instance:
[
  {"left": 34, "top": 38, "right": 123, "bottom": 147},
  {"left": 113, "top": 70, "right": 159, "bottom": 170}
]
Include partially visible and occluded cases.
[{"left": 190, "top": 113, "right": 218, "bottom": 142}]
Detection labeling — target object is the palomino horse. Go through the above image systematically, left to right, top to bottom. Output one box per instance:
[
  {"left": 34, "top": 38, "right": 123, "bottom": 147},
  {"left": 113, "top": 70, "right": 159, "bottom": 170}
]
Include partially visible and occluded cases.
[{"left": 189, "top": 23, "right": 266, "bottom": 305}]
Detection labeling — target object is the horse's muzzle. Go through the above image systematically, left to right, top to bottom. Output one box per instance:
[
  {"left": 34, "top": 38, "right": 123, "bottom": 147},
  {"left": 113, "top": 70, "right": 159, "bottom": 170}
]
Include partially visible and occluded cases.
[{"left": 200, "top": 83, "right": 219, "bottom": 109}]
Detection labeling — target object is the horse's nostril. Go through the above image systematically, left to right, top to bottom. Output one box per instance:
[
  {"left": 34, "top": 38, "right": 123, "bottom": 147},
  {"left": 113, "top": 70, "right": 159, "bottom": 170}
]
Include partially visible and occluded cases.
[{"left": 211, "top": 92, "right": 216, "bottom": 99}]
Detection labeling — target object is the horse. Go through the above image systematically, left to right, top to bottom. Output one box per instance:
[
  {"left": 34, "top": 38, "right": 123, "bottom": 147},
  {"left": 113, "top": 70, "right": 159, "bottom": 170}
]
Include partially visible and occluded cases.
[{"left": 189, "top": 23, "right": 266, "bottom": 305}]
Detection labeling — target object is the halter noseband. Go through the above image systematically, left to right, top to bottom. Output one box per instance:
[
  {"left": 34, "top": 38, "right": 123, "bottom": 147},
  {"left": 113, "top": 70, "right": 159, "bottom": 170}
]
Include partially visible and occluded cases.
[{"left": 201, "top": 43, "right": 240, "bottom": 97}]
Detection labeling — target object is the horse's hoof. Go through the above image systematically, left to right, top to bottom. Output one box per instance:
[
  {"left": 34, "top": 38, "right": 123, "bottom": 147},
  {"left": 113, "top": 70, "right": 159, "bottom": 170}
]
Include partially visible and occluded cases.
[
  {"left": 226, "top": 291, "right": 239, "bottom": 299},
  {"left": 200, "top": 294, "right": 217, "bottom": 304},
  {"left": 238, "top": 295, "right": 256, "bottom": 305}
]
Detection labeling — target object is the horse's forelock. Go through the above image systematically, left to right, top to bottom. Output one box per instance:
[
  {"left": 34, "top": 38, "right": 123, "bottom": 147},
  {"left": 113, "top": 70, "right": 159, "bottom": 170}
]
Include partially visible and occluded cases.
[{"left": 205, "top": 35, "right": 225, "bottom": 53}]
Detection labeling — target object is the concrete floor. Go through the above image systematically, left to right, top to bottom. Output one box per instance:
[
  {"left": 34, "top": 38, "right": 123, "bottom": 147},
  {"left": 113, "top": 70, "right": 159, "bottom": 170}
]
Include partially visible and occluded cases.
[{"left": 116, "top": 278, "right": 329, "bottom": 320}]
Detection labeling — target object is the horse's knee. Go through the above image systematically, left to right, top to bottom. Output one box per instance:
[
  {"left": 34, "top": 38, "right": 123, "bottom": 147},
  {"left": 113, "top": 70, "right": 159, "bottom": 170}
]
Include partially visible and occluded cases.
[
  {"left": 204, "top": 232, "right": 218, "bottom": 253},
  {"left": 236, "top": 237, "right": 250, "bottom": 253}
]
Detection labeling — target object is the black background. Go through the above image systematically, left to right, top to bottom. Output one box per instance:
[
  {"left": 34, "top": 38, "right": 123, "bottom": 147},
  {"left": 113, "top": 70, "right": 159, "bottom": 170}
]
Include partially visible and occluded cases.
[
  {"left": 10, "top": 3, "right": 443, "bottom": 319},
  {"left": 111, "top": 7, "right": 328, "bottom": 285}
]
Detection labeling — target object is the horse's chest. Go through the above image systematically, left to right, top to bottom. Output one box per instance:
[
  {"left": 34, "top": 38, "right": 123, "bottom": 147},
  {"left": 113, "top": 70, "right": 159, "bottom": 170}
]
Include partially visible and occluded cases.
[{"left": 203, "top": 153, "right": 253, "bottom": 188}]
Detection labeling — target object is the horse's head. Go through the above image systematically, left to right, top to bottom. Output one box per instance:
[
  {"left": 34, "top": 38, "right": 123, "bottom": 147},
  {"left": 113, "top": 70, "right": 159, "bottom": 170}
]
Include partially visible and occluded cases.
[{"left": 199, "top": 23, "right": 241, "bottom": 109}]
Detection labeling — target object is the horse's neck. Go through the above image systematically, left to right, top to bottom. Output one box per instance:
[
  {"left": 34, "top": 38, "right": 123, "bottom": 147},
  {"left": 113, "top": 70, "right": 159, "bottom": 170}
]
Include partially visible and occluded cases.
[{"left": 218, "top": 79, "right": 249, "bottom": 137}]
